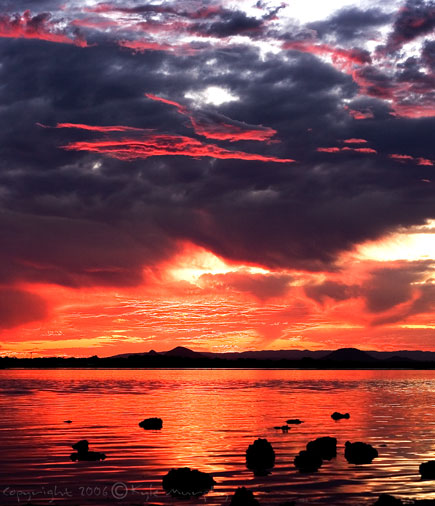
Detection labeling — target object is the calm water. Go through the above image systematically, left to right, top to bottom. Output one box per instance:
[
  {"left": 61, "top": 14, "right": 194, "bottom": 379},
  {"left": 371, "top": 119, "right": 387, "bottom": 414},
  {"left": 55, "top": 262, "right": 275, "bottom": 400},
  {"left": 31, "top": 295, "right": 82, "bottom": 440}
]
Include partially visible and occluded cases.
[{"left": 1, "top": 369, "right": 434, "bottom": 505}]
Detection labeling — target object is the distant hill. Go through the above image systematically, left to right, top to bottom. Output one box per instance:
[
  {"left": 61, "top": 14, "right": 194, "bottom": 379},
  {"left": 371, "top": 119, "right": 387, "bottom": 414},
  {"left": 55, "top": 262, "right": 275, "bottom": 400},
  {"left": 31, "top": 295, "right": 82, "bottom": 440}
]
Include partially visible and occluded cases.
[
  {"left": 163, "top": 346, "right": 206, "bottom": 358},
  {"left": 322, "top": 348, "right": 378, "bottom": 362}
]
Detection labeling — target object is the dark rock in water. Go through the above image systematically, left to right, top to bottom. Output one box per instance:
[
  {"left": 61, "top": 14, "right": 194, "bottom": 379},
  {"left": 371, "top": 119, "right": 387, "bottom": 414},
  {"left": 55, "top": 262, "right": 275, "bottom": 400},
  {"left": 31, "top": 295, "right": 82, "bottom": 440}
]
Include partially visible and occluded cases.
[
  {"left": 331, "top": 412, "right": 350, "bottom": 420},
  {"left": 139, "top": 417, "right": 163, "bottom": 430},
  {"left": 286, "top": 419, "right": 303, "bottom": 424},
  {"left": 64, "top": 420, "right": 72, "bottom": 423},
  {"left": 306, "top": 437, "right": 337, "bottom": 460},
  {"left": 246, "top": 438, "right": 275, "bottom": 473},
  {"left": 70, "top": 440, "right": 106, "bottom": 462},
  {"left": 72, "top": 440, "right": 89, "bottom": 453},
  {"left": 344, "top": 441, "right": 378, "bottom": 464},
  {"left": 70, "top": 450, "right": 106, "bottom": 461},
  {"left": 294, "top": 450, "right": 322, "bottom": 472},
  {"left": 419, "top": 460, "right": 435, "bottom": 479},
  {"left": 162, "top": 467, "right": 215, "bottom": 498},
  {"left": 229, "top": 487, "right": 260, "bottom": 506},
  {"left": 373, "top": 494, "right": 403, "bottom": 505}
]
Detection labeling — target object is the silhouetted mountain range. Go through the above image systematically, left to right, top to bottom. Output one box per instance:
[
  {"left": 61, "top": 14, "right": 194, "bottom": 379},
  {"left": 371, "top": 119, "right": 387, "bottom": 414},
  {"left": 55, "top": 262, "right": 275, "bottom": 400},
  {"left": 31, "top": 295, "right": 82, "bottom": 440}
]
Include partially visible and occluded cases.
[
  {"left": 1, "top": 346, "right": 435, "bottom": 369},
  {"left": 110, "top": 346, "right": 435, "bottom": 362}
]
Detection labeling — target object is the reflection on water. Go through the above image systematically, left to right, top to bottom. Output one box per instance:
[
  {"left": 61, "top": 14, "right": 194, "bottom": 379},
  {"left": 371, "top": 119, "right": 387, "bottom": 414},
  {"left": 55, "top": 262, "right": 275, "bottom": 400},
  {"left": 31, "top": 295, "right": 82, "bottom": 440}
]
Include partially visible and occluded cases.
[{"left": 0, "top": 369, "right": 434, "bottom": 505}]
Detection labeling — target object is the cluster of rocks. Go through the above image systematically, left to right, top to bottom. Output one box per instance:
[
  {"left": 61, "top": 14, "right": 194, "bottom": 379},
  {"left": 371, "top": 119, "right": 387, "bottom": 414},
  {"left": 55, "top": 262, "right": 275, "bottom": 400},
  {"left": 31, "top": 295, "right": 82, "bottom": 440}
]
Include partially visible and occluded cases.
[
  {"left": 66, "top": 413, "right": 434, "bottom": 505},
  {"left": 294, "top": 437, "right": 337, "bottom": 472}
]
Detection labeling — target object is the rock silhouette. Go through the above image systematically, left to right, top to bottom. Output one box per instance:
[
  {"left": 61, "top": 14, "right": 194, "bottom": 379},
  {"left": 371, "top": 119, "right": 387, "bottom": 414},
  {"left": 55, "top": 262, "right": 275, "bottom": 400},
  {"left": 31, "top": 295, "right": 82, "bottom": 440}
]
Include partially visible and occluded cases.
[
  {"left": 331, "top": 412, "right": 350, "bottom": 420},
  {"left": 139, "top": 417, "right": 163, "bottom": 430},
  {"left": 286, "top": 419, "right": 303, "bottom": 424},
  {"left": 63, "top": 420, "right": 72, "bottom": 423},
  {"left": 274, "top": 425, "right": 290, "bottom": 432},
  {"left": 306, "top": 436, "right": 337, "bottom": 460},
  {"left": 246, "top": 438, "right": 275, "bottom": 474},
  {"left": 70, "top": 440, "right": 106, "bottom": 461},
  {"left": 344, "top": 441, "right": 378, "bottom": 464},
  {"left": 294, "top": 450, "right": 323, "bottom": 472},
  {"left": 419, "top": 460, "right": 435, "bottom": 479},
  {"left": 162, "top": 467, "right": 215, "bottom": 498},
  {"left": 230, "top": 487, "right": 260, "bottom": 506},
  {"left": 373, "top": 495, "right": 404, "bottom": 506}
]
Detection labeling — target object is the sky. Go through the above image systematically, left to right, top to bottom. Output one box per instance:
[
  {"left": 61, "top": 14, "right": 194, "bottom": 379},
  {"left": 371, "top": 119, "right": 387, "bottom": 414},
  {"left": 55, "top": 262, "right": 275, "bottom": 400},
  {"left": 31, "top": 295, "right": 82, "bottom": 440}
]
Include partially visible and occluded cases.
[{"left": 0, "top": 0, "right": 434, "bottom": 357}]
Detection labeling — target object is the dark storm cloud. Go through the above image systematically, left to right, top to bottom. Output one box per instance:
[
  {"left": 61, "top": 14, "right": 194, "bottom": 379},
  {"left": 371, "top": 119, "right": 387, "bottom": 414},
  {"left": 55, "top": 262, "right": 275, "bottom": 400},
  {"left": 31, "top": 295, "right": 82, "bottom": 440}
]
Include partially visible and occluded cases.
[
  {"left": 0, "top": 0, "right": 434, "bottom": 328},
  {"left": 385, "top": 0, "right": 435, "bottom": 52},
  {"left": 308, "top": 7, "right": 392, "bottom": 43},
  {"left": 190, "top": 10, "right": 264, "bottom": 37},
  {"left": 365, "top": 263, "right": 435, "bottom": 325},
  {"left": 363, "top": 265, "right": 427, "bottom": 313},
  {"left": 202, "top": 271, "right": 292, "bottom": 301},
  {"left": 305, "top": 281, "right": 359, "bottom": 304},
  {"left": 0, "top": 288, "right": 47, "bottom": 329}
]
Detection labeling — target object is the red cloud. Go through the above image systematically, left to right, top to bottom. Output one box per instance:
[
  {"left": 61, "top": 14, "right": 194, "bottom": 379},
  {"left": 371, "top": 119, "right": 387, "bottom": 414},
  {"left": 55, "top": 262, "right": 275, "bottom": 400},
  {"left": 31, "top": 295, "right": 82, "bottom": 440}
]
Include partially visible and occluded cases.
[
  {"left": 0, "top": 10, "right": 87, "bottom": 47},
  {"left": 118, "top": 40, "right": 173, "bottom": 52},
  {"left": 283, "top": 41, "right": 371, "bottom": 72},
  {"left": 146, "top": 93, "right": 277, "bottom": 142},
  {"left": 344, "top": 106, "right": 374, "bottom": 120},
  {"left": 38, "top": 122, "right": 148, "bottom": 133},
  {"left": 61, "top": 133, "right": 295, "bottom": 163},
  {"left": 343, "top": 138, "right": 368, "bottom": 144},
  {"left": 318, "top": 146, "right": 377, "bottom": 154},
  {"left": 317, "top": 147, "right": 341, "bottom": 153},
  {"left": 352, "top": 147, "right": 377, "bottom": 153},
  {"left": 389, "top": 153, "right": 434, "bottom": 165},
  {"left": 389, "top": 154, "right": 414, "bottom": 161},
  {"left": 417, "top": 158, "right": 434, "bottom": 166}
]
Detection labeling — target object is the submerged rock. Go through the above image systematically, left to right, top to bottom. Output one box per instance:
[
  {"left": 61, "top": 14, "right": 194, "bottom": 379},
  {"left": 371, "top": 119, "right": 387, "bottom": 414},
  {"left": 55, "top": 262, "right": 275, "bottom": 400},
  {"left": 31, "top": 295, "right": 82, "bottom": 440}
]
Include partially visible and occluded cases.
[
  {"left": 331, "top": 412, "right": 350, "bottom": 420},
  {"left": 139, "top": 417, "right": 163, "bottom": 430},
  {"left": 286, "top": 419, "right": 303, "bottom": 424},
  {"left": 63, "top": 420, "right": 72, "bottom": 424},
  {"left": 306, "top": 437, "right": 337, "bottom": 460},
  {"left": 246, "top": 438, "right": 276, "bottom": 474},
  {"left": 70, "top": 440, "right": 106, "bottom": 462},
  {"left": 344, "top": 441, "right": 378, "bottom": 464},
  {"left": 294, "top": 450, "right": 322, "bottom": 473},
  {"left": 419, "top": 460, "right": 435, "bottom": 479},
  {"left": 162, "top": 467, "right": 215, "bottom": 498},
  {"left": 229, "top": 487, "right": 260, "bottom": 506}
]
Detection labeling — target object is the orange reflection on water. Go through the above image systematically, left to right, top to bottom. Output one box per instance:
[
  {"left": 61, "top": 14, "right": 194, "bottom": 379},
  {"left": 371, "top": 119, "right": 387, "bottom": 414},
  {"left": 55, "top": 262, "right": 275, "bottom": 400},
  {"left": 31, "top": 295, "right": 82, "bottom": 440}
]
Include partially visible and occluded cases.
[{"left": 0, "top": 369, "right": 434, "bottom": 505}]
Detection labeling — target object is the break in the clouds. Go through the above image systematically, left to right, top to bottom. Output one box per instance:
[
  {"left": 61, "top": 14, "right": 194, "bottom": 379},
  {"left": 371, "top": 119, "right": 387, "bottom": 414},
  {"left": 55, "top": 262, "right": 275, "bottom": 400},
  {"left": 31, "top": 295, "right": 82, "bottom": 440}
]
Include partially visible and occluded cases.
[{"left": 0, "top": 0, "right": 434, "bottom": 354}]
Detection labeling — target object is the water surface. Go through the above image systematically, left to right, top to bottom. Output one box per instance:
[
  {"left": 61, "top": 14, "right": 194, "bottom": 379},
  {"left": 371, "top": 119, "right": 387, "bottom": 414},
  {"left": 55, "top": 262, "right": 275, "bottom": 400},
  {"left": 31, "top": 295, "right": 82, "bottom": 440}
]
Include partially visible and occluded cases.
[{"left": 1, "top": 369, "right": 434, "bottom": 505}]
